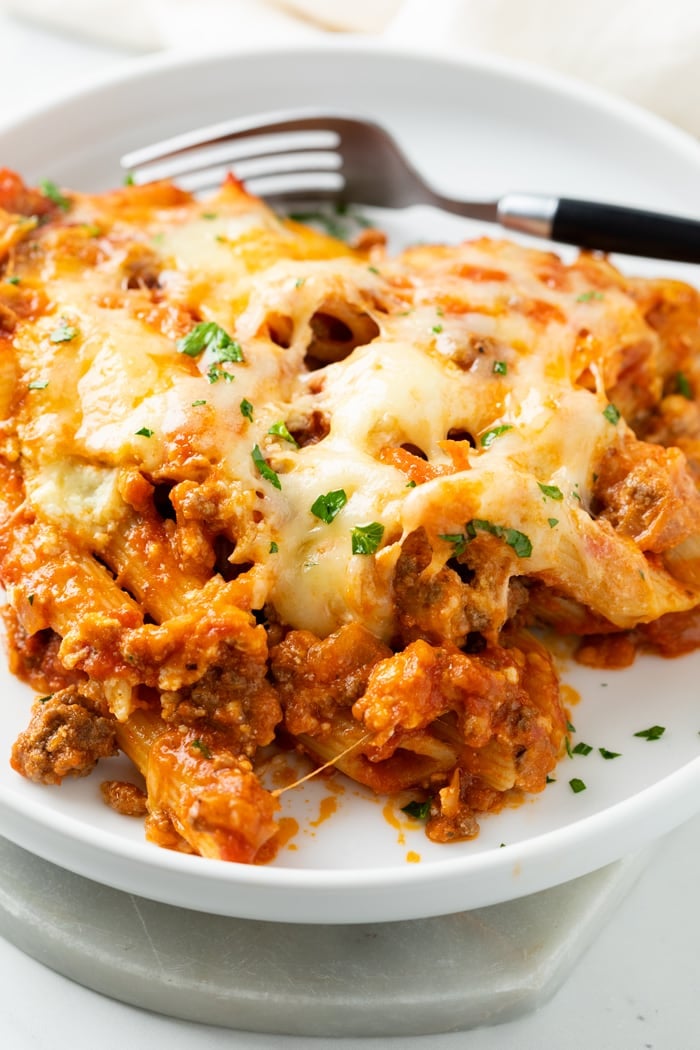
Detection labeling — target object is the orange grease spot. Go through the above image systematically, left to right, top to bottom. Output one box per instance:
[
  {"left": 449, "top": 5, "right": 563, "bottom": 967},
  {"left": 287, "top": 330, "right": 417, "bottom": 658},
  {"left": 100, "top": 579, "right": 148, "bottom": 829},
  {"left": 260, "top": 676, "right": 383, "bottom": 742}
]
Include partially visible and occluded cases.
[
  {"left": 310, "top": 795, "right": 338, "bottom": 828},
  {"left": 382, "top": 800, "right": 406, "bottom": 845},
  {"left": 275, "top": 817, "right": 299, "bottom": 850},
  {"left": 406, "top": 851, "right": 421, "bottom": 864}
]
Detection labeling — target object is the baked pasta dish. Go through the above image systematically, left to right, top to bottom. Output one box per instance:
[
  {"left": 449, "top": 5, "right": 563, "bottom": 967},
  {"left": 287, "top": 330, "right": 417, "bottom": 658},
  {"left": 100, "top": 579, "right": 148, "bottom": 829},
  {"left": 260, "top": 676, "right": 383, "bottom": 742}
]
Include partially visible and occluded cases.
[{"left": 1, "top": 167, "right": 699, "bottom": 864}]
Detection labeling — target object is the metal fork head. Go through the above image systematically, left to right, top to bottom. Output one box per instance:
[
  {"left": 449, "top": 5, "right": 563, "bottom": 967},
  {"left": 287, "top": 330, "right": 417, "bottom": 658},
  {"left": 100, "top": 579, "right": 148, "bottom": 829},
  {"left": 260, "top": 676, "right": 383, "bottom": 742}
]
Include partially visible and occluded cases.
[{"left": 120, "top": 110, "right": 437, "bottom": 210}]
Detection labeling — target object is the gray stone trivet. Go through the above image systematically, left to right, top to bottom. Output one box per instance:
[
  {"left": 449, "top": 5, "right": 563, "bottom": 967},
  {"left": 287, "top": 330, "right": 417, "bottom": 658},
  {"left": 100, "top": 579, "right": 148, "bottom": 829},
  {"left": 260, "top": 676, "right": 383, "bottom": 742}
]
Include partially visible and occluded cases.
[{"left": 0, "top": 835, "right": 649, "bottom": 1036}]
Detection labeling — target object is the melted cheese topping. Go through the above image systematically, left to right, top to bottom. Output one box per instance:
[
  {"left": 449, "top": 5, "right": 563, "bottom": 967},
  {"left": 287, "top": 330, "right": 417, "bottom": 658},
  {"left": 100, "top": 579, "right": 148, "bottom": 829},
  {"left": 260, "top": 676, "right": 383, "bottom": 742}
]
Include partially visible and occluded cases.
[{"left": 3, "top": 176, "right": 700, "bottom": 648}]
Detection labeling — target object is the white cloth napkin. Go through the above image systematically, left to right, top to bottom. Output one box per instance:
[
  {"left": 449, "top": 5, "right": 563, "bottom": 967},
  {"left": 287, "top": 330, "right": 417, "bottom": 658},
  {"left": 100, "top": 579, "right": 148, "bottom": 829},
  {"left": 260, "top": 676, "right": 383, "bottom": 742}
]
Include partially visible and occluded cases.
[{"left": 1, "top": 0, "right": 699, "bottom": 137}]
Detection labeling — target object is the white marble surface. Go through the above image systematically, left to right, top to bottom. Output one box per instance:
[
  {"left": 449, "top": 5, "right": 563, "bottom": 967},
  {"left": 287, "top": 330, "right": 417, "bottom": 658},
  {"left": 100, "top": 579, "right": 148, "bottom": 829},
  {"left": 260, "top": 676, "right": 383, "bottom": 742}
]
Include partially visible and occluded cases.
[{"left": 0, "top": 11, "right": 698, "bottom": 1048}]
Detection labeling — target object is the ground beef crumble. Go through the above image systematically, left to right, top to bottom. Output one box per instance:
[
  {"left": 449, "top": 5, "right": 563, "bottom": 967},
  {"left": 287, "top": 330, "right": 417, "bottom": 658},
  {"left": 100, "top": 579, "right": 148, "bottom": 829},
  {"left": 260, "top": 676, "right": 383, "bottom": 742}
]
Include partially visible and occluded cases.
[{"left": 10, "top": 685, "right": 118, "bottom": 785}]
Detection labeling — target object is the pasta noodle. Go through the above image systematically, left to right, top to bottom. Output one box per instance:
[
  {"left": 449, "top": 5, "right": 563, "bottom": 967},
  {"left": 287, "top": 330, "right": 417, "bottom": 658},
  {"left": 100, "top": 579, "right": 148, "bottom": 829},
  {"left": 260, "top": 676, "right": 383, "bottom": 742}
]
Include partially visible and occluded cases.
[{"left": 1, "top": 166, "right": 700, "bottom": 861}]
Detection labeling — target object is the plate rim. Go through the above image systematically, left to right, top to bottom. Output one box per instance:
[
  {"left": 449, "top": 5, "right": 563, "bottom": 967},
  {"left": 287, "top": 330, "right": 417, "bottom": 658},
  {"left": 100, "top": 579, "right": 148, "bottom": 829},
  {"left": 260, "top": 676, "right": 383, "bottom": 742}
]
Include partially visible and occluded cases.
[{"left": 1, "top": 39, "right": 699, "bottom": 922}]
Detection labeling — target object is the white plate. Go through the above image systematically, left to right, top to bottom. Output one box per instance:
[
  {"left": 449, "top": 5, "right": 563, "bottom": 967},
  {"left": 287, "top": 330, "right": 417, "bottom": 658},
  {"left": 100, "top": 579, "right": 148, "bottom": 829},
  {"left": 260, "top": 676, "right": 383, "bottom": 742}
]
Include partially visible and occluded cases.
[{"left": 1, "top": 42, "right": 699, "bottom": 925}]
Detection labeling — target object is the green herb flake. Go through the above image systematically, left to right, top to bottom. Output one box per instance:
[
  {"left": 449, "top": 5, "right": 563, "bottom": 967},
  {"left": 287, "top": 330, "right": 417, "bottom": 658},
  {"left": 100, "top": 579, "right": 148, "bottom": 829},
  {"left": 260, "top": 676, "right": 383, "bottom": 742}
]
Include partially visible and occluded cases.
[
  {"left": 123, "top": 172, "right": 135, "bottom": 186},
  {"left": 39, "top": 179, "right": 70, "bottom": 212},
  {"left": 288, "top": 210, "right": 346, "bottom": 240},
  {"left": 201, "top": 211, "right": 218, "bottom": 220},
  {"left": 368, "top": 265, "right": 381, "bottom": 276},
  {"left": 6, "top": 275, "right": 20, "bottom": 286},
  {"left": 294, "top": 277, "right": 306, "bottom": 288},
  {"left": 576, "top": 290, "right": 604, "bottom": 302},
  {"left": 49, "top": 321, "right": 78, "bottom": 344},
  {"left": 177, "top": 321, "right": 244, "bottom": 362},
  {"left": 432, "top": 323, "right": 443, "bottom": 334},
  {"left": 492, "top": 360, "right": 508, "bottom": 375},
  {"left": 206, "top": 365, "right": 235, "bottom": 384},
  {"left": 676, "top": 371, "right": 693, "bottom": 399},
  {"left": 28, "top": 379, "right": 49, "bottom": 390},
  {"left": 240, "top": 398, "right": 254, "bottom": 421},
  {"left": 191, "top": 399, "right": 207, "bottom": 407},
  {"left": 602, "top": 402, "right": 621, "bottom": 425},
  {"left": 268, "top": 421, "right": 299, "bottom": 447},
  {"left": 480, "top": 424, "right": 513, "bottom": 448},
  {"left": 135, "top": 426, "right": 154, "bottom": 437},
  {"left": 251, "top": 444, "right": 281, "bottom": 490},
  {"left": 405, "top": 479, "right": 417, "bottom": 489},
  {"left": 538, "top": 482, "right": 564, "bottom": 501},
  {"left": 311, "top": 489, "right": 348, "bottom": 524},
  {"left": 547, "top": 517, "right": 559, "bottom": 528},
  {"left": 466, "top": 518, "right": 533, "bottom": 558},
  {"left": 351, "top": 521, "right": 385, "bottom": 555},
  {"left": 438, "top": 532, "right": 468, "bottom": 557},
  {"left": 269, "top": 541, "right": 279, "bottom": 554},
  {"left": 27, "top": 593, "right": 34, "bottom": 606},
  {"left": 38, "top": 694, "right": 54, "bottom": 704},
  {"left": 567, "top": 720, "right": 576, "bottom": 733},
  {"left": 634, "top": 725, "right": 666, "bottom": 741},
  {"left": 565, "top": 736, "right": 574, "bottom": 758},
  {"left": 191, "top": 738, "right": 212, "bottom": 759},
  {"left": 572, "top": 741, "right": 593, "bottom": 756},
  {"left": 599, "top": 747, "right": 622, "bottom": 760},
  {"left": 545, "top": 775, "right": 556, "bottom": 783},
  {"left": 569, "top": 777, "right": 587, "bottom": 794},
  {"left": 401, "top": 799, "right": 431, "bottom": 820}
]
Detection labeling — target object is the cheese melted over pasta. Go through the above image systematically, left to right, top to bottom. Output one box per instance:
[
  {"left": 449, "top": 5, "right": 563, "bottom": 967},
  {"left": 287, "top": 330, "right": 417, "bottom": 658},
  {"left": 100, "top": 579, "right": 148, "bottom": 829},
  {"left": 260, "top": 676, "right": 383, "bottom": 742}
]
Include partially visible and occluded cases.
[{"left": 1, "top": 169, "right": 700, "bottom": 860}]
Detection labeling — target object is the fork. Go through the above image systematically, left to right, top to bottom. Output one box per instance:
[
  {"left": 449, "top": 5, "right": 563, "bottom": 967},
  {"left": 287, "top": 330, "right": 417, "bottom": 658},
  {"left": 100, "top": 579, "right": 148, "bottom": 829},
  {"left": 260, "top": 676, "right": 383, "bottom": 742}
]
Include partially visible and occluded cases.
[{"left": 121, "top": 110, "right": 700, "bottom": 263}]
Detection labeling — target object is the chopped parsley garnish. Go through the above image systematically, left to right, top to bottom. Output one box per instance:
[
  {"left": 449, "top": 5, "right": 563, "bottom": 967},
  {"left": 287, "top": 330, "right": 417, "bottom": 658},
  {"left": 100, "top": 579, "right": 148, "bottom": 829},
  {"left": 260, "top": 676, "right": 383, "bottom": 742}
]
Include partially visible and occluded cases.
[
  {"left": 123, "top": 172, "right": 135, "bottom": 186},
  {"left": 39, "top": 179, "right": 70, "bottom": 212},
  {"left": 288, "top": 210, "right": 347, "bottom": 240},
  {"left": 201, "top": 212, "right": 218, "bottom": 220},
  {"left": 368, "top": 265, "right": 381, "bottom": 275},
  {"left": 6, "top": 275, "right": 20, "bottom": 285},
  {"left": 294, "top": 277, "right": 306, "bottom": 288},
  {"left": 576, "top": 290, "right": 604, "bottom": 302},
  {"left": 50, "top": 321, "right": 78, "bottom": 343},
  {"left": 177, "top": 321, "right": 243, "bottom": 362},
  {"left": 431, "top": 323, "right": 443, "bottom": 334},
  {"left": 492, "top": 360, "right": 507, "bottom": 375},
  {"left": 206, "top": 365, "right": 235, "bottom": 384},
  {"left": 676, "top": 371, "right": 693, "bottom": 399},
  {"left": 28, "top": 379, "right": 48, "bottom": 390},
  {"left": 240, "top": 398, "right": 254, "bottom": 421},
  {"left": 191, "top": 399, "right": 207, "bottom": 407},
  {"left": 602, "top": 402, "right": 620, "bottom": 425},
  {"left": 268, "top": 421, "right": 299, "bottom": 447},
  {"left": 480, "top": 424, "right": 513, "bottom": 448},
  {"left": 135, "top": 426, "right": 154, "bottom": 437},
  {"left": 251, "top": 444, "right": 281, "bottom": 489},
  {"left": 406, "top": 479, "right": 417, "bottom": 488},
  {"left": 538, "top": 482, "right": 564, "bottom": 501},
  {"left": 311, "top": 489, "right": 348, "bottom": 524},
  {"left": 547, "top": 517, "right": 559, "bottom": 528},
  {"left": 466, "top": 518, "right": 532, "bottom": 558},
  {"left": 351, "top": 522, "right": 384, "bottom": 555},
  {"left": 439, "top": 532, "right": 469, "bottom": 557},
  {"left": 269, "top": 541, "right": 279, "bottom": 554},
  {"left": 27, "top": 593, "right": 34, "bottom": 606},
  {"left": 38, "top": 694, "right": 54, "bottom": 704},
  {"left": 567, "top": 720, "right": 576, "bottom": 733},
  {"left": 634, "top": 725, "right": 666, "bottom": 741},
  {"left": 191, "top": 738, "right": 212, "bottom": 759},
  {"left": 572, "top": 742, "right": 593, "bottom": 756},
  {"left": 599, "top": 747, "right": 622, "bottom": 760},
  {"left": 546, "top": 775, "right": 556, "bottom": 783},
  {"left": 569, "top": 778, "right": 587, "bottom": 793},
  {"left": 402, "top": 800, "right": 431, "bottom": 820}
]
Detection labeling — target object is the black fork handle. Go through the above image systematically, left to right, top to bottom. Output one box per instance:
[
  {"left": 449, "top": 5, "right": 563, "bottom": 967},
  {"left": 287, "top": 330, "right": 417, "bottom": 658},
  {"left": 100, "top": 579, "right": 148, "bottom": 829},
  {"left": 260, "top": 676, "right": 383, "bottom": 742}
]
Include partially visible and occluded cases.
[{"left": 498, "top": 193, "right": 700, "bottom": 263}]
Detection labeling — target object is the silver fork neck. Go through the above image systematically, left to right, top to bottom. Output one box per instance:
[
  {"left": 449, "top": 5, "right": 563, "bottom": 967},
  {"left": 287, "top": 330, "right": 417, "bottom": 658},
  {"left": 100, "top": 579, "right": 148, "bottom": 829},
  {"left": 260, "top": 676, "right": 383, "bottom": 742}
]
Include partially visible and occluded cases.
[{"left": 497, "top": 193, "right": 558, "bottom": 239}]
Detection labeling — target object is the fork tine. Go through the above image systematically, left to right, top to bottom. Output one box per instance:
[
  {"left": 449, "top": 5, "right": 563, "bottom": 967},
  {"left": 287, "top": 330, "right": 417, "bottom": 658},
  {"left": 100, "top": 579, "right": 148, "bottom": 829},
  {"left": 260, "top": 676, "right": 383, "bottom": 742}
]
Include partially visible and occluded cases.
[
  {"left": 121, "top": 109, "right": 360, "bottom": 171},
  {"left": 132, "top": 144, "right": 341, "bottom": 187}
]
